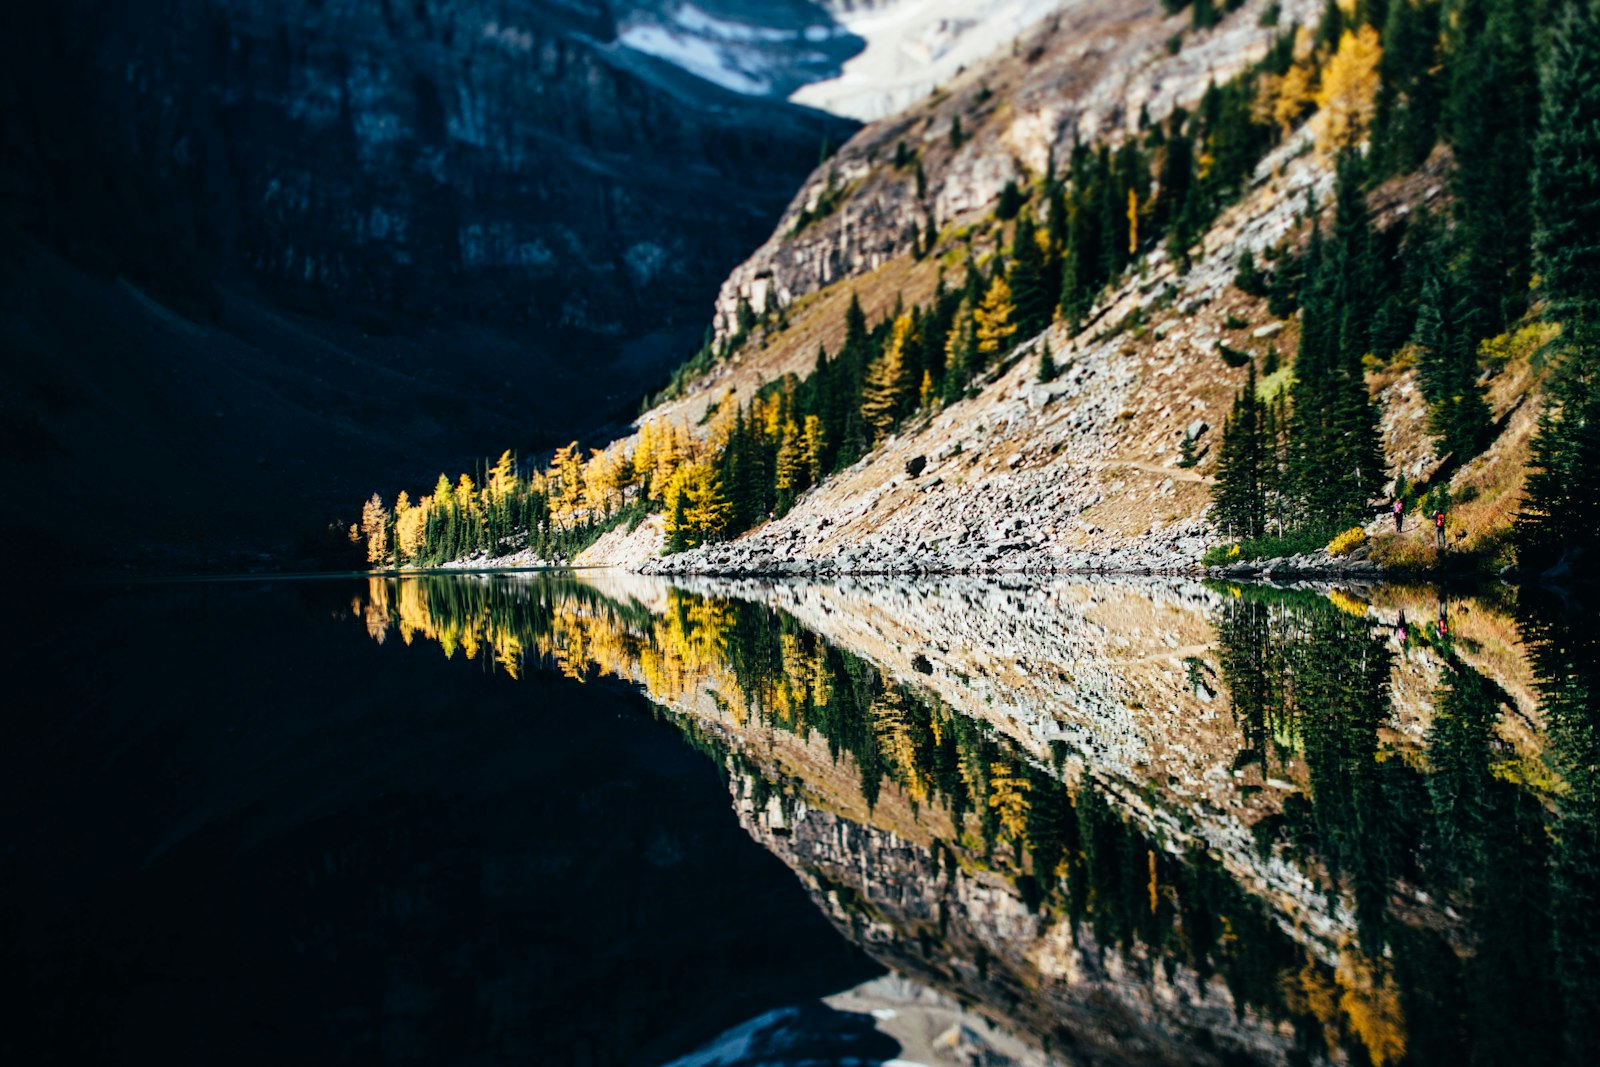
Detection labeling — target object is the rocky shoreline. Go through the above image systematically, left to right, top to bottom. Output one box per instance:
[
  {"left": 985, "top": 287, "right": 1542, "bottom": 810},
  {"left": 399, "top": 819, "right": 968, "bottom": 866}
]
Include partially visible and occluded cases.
[
  {"left": 415, "top": 538, "right": 1404, "bottom": 583},
  {"left": 634, "top": 544, "right": 1392, "bottom": 582}
]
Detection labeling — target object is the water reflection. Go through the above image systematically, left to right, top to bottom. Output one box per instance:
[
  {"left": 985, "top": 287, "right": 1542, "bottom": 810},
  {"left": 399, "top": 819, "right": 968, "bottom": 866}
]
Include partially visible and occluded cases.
[{"left": 351, "top": 573, "right": 1599, "bottom": 1066}]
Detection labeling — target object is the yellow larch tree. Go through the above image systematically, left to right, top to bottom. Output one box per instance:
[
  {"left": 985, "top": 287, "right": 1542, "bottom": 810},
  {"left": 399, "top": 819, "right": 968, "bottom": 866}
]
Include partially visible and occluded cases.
[
  {"left": 1314, "top": 25, "right": 1383, "bottom": 154},
  {"left": 1272, "top": 63, "right": 1316, "bottom": 138},
  {"left": 974, "top": 275, "right": 1018, "bottom": 358},
  {"left": 860, "top": 312, "right": 914, "bottom": 442},
  {"left": 802, "top": 414, "right": 824, "bottom": 484},
  {"left": 775, "top": 416, "right": 807, "bottom": 497},
  {"left": 549, "top": 442, "right": 584, "bottom": 522},
  {"left": 582, "top": 448, "right": 623, "bottom": 517},
  {"left": 485, "top": 450, "right": 516, "bottom": 505},
  {"left": 663, "top": 459, "right": 731, "bottom": 549},
  {"left": 395, "top": 490, "right": 427, "bottom": 564},
  {"left": 360, "top": 493, "right": 389, "bottom": 566},
  {"left": 988, "top": 761, "right": 1032, "bottom": 844}
]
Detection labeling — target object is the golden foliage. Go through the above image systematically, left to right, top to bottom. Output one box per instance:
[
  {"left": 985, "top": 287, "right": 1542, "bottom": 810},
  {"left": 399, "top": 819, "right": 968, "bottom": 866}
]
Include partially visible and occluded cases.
[
  {"left": 1314, "top": 26, "right": 1383, "bottom": 153},
  {"left": 1271, "top": 64, "right": 1317, "bottom": 138},
  {"left": 974, "top": 275, "right": 1018, "bottom": 356},
  {"left": 861, "top": 312, "right": 914, "bottom": 440},
  {"left": 802, "top": 414, "right": 825, "bottom": 484},
  {"left": 663, "top": 459, "right": 732, "bottom": 548},
  {"left": 360, "top": 493, "right": 389, "bottom": 566},
  {"left": 1326, "top": 526, "right": 1369, "bottom": 557},
  {"left": 1326, "top": 588, "right": 1371, "bottom": 618},
  {"left": 988, "top": 761, "right": 1031, "bottom": 843},
  {"left": 1337, "top": 951, "right": 1407, "bottom": 1067}
]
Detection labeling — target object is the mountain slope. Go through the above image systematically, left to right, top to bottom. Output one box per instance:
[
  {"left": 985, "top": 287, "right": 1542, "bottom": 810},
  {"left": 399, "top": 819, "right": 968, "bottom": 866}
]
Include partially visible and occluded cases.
[
  {"left": 568, "top": 0, "right": 1552, "bottom": 578},
  {"left": 575, "top": 0, "right": 1323, "bottom": 571}
]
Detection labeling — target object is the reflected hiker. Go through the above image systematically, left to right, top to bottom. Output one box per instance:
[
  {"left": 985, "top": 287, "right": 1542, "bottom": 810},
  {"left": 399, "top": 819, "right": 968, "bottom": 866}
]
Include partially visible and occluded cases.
[
  {"left": 1393, "top": 497, "right": 1404, "bottom": 532},
  {"left": 1434, "top": 507, "right": 1446, "bottom": 549},
  {"left": 1437, "top": 599, "right": 1449, "bottom": 639}
]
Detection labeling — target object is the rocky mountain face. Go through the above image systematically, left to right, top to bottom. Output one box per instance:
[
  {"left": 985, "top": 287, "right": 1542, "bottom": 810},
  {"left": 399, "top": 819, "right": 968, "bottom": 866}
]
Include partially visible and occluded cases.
[
  {"left": 0, "top": 0, "right": 854, "bottom": 565},
  {"left": 7, "top": 0, "right": 854, "bottom": 346},
  {"left": 583, "top": 0, "right": 1533, "bottom": 578}
]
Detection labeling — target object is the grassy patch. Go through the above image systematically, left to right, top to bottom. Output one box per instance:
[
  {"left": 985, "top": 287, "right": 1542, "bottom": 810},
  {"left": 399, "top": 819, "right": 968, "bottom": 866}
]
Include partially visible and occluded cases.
[
  {"left": 1257, "top": 366, "right": 1294, "bottom": 401},
  {"left": 1205, "top": 526, "right": 1340, "bottom": 566}
]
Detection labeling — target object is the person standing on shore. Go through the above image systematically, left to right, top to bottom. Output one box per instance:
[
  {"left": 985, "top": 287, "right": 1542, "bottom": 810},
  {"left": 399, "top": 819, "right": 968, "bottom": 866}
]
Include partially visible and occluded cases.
[
  {"left": 1393, "top": 497, "right": 1404, "bottom": 532},
  {"left": 1435, "top": 508, "right": 1447, "bottom": 550}
]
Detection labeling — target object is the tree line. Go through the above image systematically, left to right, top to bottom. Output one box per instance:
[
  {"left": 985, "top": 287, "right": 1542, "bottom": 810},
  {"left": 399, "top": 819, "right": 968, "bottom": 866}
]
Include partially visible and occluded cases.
[
  {"left": 1211, "top": 0, "right": 1600, "bottom": 575},
  {"left": 1214, "top": 582, "right": 1600, "bottom": 1064}
]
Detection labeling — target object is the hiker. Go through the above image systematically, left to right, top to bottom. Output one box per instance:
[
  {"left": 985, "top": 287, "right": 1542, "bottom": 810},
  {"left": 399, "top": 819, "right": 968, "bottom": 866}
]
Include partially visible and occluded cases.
[
  {"left": 1392, "top": 497, "right": 1404, "bottom": 532},
  {"left": 1434, "top": 507, "right": 1446, "bottom": 549}
]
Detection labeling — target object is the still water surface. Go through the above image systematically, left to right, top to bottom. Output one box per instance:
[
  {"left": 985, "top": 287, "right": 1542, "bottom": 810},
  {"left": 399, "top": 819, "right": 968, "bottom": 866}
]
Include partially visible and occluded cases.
[{"left": 5, "top": 572, "right": 1597, "bottom": 1066}]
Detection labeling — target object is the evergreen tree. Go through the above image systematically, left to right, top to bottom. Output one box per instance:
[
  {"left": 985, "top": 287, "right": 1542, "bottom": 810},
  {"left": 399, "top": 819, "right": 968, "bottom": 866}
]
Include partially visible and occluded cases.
[
  {"left": 1372, "top": 0, "right": 1443, "bottom": 174},
  {"left": 1446, "top": 0, "right": 1538, "bottom": 331},
  {"left": 1519, "top": 0, "right": 1600, "bottom": 572},
  {"left": 1532, "top": 0, "right": 1600, "bottom": 323},
  {"left": 996, "top": 179, "right": 1025, "bottom": 220},
  {"left": 1290, "top": 190, "right": 1388, "bottom": 529},
  {"left": 1008, "top": 211, "right": 1053, "bottom": 339},
  {"left": 1235, "top": 248, "right": 1267, "bottom": 296},
  {"left": 1413, "top": 271, "right": 1492, "bottom": 458},
  {"left": 942, "top": 300, "right": 979, "bottom": 402},
  {"left": 1038, "top": 340, "right": 1059, "bottom": 383},
  {"left": 1212, "top": 361, "right": 1268, "bottom": 539}
]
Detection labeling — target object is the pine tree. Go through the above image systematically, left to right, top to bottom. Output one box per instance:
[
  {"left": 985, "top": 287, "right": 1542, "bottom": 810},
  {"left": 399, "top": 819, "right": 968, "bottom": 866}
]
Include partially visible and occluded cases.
[
  {"left": 1372, "top": 0, "right": 1443, "bottom": 174},
  {"left": 1446, "top": 0, "right": 1538, "bottom": 331},
  {"left": 1519, "top": 0, "right": 1600, "bottom": 573},
  {"left": 1532, "top": 0, "right": 1600, "bottom": 323},
  {"left": 996, "top": 179, "right": 1025, "bottom": 220},
  {"left": 1289, "top": 194, "right": 1388, "bottom": 530},
  {"left": 1008, "top": 211, "right": 1052, "bottom": 339},
  {"left": 1235, "top": 248, "right": 1267, "bottom": 295},
  {"left": 1413, "top": 271, "right": 1491, "bottom": 459},
  {"left": 1038, "top": 340, "right": 1059, "bottom": 383},
  {"left": 1212, "top": 361, "right": 1267, "bottom": 539}
]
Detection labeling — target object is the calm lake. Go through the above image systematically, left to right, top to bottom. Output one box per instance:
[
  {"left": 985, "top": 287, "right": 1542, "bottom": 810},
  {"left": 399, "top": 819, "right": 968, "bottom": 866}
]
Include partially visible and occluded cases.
[{"left": 5, "top": 572, "right": 1597, "bottom": 1066}]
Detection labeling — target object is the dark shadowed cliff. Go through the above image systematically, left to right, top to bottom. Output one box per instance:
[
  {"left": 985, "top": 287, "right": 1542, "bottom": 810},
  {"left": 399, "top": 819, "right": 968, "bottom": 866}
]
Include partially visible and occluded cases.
[{"left": 0, "top": 0, "right": 856, "bottom": 568}]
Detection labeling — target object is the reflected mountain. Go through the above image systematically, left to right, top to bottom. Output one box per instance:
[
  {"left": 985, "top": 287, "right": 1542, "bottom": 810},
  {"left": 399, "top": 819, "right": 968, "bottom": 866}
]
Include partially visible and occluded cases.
[{"left": 353, "top": 572, "right": 1600, "bottom": 1066}]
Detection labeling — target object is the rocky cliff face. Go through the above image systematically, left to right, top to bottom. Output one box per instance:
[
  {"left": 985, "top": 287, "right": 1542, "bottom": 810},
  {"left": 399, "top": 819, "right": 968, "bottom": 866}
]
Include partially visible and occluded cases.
[
  {"left": 6, "top": 0, "right": 851, "bottom": 345},
  {"left": 708, "top": 0, "right": 1314, "bottom": 337}
]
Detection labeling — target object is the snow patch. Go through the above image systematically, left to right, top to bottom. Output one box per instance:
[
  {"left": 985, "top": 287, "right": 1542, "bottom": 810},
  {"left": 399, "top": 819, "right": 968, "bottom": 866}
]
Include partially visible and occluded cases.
[
  {"left": 791, "top": 0, "right": 1070, "bottom": 121},
  {"left": 619, "top": 22, "right": 774, "bottom": 95},
  {"left": 659, "top": 1008, "right": 798, "bottom": 1067}
]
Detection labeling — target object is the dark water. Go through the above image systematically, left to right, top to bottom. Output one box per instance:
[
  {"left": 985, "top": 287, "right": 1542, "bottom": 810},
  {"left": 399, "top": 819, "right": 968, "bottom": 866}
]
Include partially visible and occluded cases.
[{"left": 5, "top": 572, "right": 1597, "bottom": 1066}]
